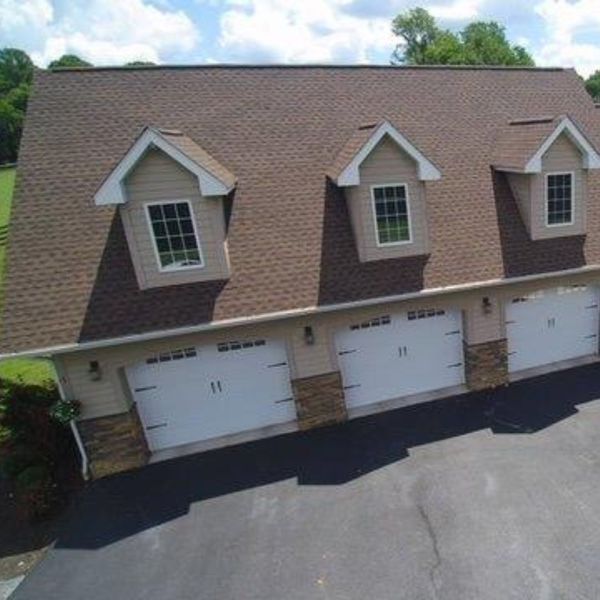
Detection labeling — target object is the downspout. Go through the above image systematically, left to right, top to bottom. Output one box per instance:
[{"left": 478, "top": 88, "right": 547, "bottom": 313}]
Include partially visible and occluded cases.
[
  {"left": 50, "top": 356, "right": 90, "bottom": 480},
  {"left": 69, "top": 420, "right": 90, "bottom": 481}
]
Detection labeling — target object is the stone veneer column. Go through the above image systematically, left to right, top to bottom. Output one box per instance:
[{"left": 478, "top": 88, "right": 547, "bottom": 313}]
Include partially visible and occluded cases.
[
  {"left": 463, "top": 339, "right": 509, "bottom": 391},
  {"left": 292, "top": 372, "right": 348, "bottom": 430},
  {"left": 77, "top": 404, "right": 149, "bottom": 479}
]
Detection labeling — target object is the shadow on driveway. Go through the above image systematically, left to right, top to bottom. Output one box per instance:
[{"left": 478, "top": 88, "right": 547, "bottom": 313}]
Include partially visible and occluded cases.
[{"left": 55, "top": 362, "right": 600, "bottom": 551}]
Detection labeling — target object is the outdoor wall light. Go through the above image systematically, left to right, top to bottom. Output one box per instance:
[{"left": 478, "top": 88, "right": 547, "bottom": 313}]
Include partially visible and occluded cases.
[
  {"left": 482, "top": 296, "right": 493, "bottom": 314},
  {"left": 304, "top": 325, "right": 315, "bottom": 346},
  {"left": 88, "top": 360, "right": 102, "bottom": 381}
]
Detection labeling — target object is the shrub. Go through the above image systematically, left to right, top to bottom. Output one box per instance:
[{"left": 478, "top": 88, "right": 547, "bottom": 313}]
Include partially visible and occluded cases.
[{"left": 0, "top": 378, "right": 78, "bottom": 519}]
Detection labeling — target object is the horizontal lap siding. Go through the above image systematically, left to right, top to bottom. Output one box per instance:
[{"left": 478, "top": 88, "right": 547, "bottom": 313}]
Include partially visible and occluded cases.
[
  {"left": 531, "top": 133, "right": 586, "bottom": 239},
  {"left": 346, "top": 137, "right": 428, "bottom": 261},
  {"left": 121, "top": 149, "right": 230, "bottom": 288},
  {"left": 61, "top": 271, "right": 600, "bottom": 420}
]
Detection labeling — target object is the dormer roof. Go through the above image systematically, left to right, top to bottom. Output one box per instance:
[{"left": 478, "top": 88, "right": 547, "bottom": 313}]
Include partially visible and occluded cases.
[
  {"left": 492, "top": 115, "right": 600, "bottom": 173},
  {"left": 329, "top": 120, "right": 442, "bottom": 186},
  {"left": 94, "top": 127, "right": 236, "bottom": 205}
]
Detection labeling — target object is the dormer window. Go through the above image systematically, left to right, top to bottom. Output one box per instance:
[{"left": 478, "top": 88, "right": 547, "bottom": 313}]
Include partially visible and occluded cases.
[
  {"left": 546, "top": 172, "right": 573, "bottom": 226},
  {"left": 372, "top": 184, "right": 411, "bottom": 245},
  {"left": 146, "top": 201, "right": 203, "bottom": 271}
]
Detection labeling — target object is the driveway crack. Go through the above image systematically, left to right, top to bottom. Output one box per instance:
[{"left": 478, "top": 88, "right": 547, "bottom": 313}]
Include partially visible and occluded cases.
[{"left": 417, "top": 503, "right": 442, "bottom": 599}]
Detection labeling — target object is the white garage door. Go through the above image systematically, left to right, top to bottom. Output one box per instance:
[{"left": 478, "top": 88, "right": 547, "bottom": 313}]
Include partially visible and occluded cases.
[
  {"left": 506, "top": 285, "right": 599, "bottom": 373},
  {"left": 335, "top": 308, "right": 465, "bottom": 410},
  {"left": 126, "top": 338, "right": 296, "bottom": 451}
]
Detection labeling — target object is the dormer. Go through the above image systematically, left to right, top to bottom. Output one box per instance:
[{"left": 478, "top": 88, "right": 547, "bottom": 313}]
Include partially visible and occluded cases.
[
  {"left": 493, "top": 115, "right": 600, "bottom": 240},
  {"left": 329, "top": 121, "right": 441, "bottom": 262},
  {"left": 95, "top": 127, "right": 235, "bottom": 289}
]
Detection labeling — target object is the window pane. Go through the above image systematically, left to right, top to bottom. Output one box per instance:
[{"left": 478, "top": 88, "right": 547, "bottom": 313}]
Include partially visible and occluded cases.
[
  {"left": 547, "top": 174, "right": 572, "bottom": 225},
  {"left": 373, "top": 185, "right": 410, "bottom": 244},
  {"left": 147, "top": 202, "right": 202, "bottom": 270},
  {"left": 176, "top": 203, "right": 191, "bottom": 218},
  {"left": 163, "top": 204, "right": 177, "bottom": 219},
  {"left": 148, "top": 205, "right": 163, "bottom": 221},
  {"left": 166, "top": 220, "right": 180, "bottom": 236},
  {"left": 183, "top": 235, "right": 198, "bottom": 249},
  {"left": 170, "top": 236, "right": 184, "bottom": 251},
  {"left": 156, "top": 238, "right": 170, "bottom": 252}
]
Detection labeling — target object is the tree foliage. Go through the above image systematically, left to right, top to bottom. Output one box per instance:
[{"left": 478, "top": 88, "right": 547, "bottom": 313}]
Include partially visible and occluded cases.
[
  {"left": 391, "top": 7, "right": 534, "bottom": 67},
  {"left": 0, "top": 49, "right": 33, "bottom": 163},
  {"left": 47, "top": 54, "right": 93, "bottom": 69},
  {"left": 585, "top": 71, "right": 600, "bottom": 101}
]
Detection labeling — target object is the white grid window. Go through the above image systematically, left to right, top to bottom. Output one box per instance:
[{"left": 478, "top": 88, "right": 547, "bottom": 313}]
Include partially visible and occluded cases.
[
  {"left": 546, "top": 173, "right": 573, "bottom": 226},
  {"left": 372, "top": 185, "right": 411, "bottom": 245},
  {"left": 147, "top": 201, "right": 203, "bottom": 270},
  {"left": 407, "top": 308, "right": 445, "bottom": 320},
  {"left": 349, "top": 315, "right": 391, "bottom": 331},
  {"left": 217, "top": 339, "right": 266, "bottom": 353},
  {"left": 146, "top": 347, "right": 197, "bottom": 364}
]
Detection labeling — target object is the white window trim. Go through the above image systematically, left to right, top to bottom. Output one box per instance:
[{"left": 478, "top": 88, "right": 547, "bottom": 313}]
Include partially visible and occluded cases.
[
  {"left": 544, "top": 171, "right": 575, "bottom": 228},
  {"left": 370, "top": 183, "right": 413, "bottom": 247},
  {"left": 144, "top": 199, "right": 205, "bottom": 273}
]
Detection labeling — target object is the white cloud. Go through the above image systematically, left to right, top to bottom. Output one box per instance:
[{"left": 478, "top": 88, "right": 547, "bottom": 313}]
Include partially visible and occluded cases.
[
  {"left": 0, "top": 0, "right": 200, "bottom": 66},
  {"left": 219, "top": 0, "right": 395, "bottom": 63},
  {"left": 428, "top": 0, "right": 485, "bottom": 21},
  {"left": 534, "top": 0, "right": 600, "bottom": 76}
]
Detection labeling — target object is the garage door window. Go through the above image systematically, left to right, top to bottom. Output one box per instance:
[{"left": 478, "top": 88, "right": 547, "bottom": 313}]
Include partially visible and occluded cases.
[
  {"left": 546, "top": 173, "right": 573, "bottom": 226},
  {"left": 371, "top": 185, "right": 411, "bottom": 245},
  {"left": 349, "top": 315, "right": 391, "bottom": 331},
  {"left": 146, "top": 347, "right": 198, "bottom": 364}
]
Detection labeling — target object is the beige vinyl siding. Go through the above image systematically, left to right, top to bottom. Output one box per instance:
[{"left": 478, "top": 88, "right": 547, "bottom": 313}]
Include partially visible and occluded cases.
[
  {"left": 530, "top": 133, "right": 586, "bottom": 240},
  {"left": 346, "top": 136, "right": 429, "bottom": 261},
  {"left": 121, "top": 149, "right": 230, "bottom": 289},
  {"left": 506, "top": 173, "right": 532, "bottom": 234},
  {"left": 60, "top": 270, "right": 600, "bottom": 421}
]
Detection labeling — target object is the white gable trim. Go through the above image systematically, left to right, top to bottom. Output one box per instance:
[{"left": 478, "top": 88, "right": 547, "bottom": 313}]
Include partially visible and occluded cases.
[
  {"left": 524, "top": 117, "right": 600, "bottom": 173},
  {"left": 336, "top": 121, "right": 441, "bottom": 186},
  {"left": 94, "top": 129, "right": 234, "bottom": 205}
]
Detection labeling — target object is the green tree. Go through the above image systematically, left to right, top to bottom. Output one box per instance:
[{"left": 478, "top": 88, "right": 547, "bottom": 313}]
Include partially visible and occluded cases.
[
  {"left": 391, "top": 7, "right": 534, "bottom": 67},
  {"left": 391, "top": 7, "right": 441, "bottom": 65},
  {"left": 0, "top": 48, "right": 33, "bottom": 94},
  {"left": 0, "top": 49, "right": 33, "bottom": 163},
  {"left": 47, "top": 54, "right": 92, "bottom": 69},
  {"left": 125, "top": 61, "right": 156, "bottom": 66},
  {"left": 585, "top": 70, "right": 600, "bottom": 100}
]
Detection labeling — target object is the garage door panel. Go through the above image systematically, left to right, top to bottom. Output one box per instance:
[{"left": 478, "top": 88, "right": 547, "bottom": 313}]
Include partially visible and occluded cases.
[
  {"left": 506, "top": 286, "right": 599, "bottom": 373},
  {"left": 335, "top": 309, "right": 465, "bottom": 410},
  {"left": 126, "top": 338, "right": 295, "bottom": 451}
]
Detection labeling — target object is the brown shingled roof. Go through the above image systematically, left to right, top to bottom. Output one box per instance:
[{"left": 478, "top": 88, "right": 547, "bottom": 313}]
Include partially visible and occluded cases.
[{"left": 3, "top": 65, "right": 600, "bottom": 353}]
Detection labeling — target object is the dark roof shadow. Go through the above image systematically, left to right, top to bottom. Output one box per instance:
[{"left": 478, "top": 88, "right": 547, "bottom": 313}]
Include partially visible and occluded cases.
[
  {"left": 492, "top": 170, "right": 586, "bottom": 278},
  {"left": 317, "top": 179, "right": 428, "bottom": 306},
  {"left": 78, "top": 211, "right": 228, "bottom": 342},
  {"left": 53, "top": 362, "right": 600, "bottom": 550}
]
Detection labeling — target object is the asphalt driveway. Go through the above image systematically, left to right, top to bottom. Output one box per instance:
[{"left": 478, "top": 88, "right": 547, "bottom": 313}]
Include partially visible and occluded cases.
[{"left": 12, "top": 363, "right": 600, "bottom": 600}]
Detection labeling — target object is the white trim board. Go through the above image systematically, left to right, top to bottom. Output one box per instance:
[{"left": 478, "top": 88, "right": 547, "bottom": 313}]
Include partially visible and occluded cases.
[
  {"left": 525, "top": 116, "right": 600, "bottom": 173},
  {"left": 336, "top": 121, "right": 441, "bottom": 186},
  {"left": 94, "top": 128, "right": 234, "bottom": 205},
  {"left": 4, "top": 263, "right": 600, "bottom": 360}
]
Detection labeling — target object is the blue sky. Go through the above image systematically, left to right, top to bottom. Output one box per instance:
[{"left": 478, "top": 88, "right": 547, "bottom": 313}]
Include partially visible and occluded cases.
[{"left": 1, "top": 0, "right": 599, "bottom": 76}]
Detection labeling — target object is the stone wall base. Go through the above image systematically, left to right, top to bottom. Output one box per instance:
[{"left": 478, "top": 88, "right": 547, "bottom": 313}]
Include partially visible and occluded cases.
[
  {"left": 464, "top": 338, "right": 509, "bottom": 391},
  {"left": 292, "top": 372, "right": 348, "bottom": 430},
  {"left": 78, "top": 405, "right": 149, "bottom": 479}
]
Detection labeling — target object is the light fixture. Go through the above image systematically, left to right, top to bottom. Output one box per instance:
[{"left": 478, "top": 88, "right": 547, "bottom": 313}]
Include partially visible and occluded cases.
[
  {"left": 482, "top": 296, "right": 493, "bottom": 314},
  {"left": 303, "top": 325, "right": 315, "bottom": 346},
  {"left": 88, "top": 360, "right": 102, "bottom": 381}
]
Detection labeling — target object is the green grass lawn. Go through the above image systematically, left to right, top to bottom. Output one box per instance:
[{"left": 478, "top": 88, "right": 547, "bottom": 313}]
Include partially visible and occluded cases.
[{"left": 0, "top": 166, "right": 55, "bottom": 385}]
